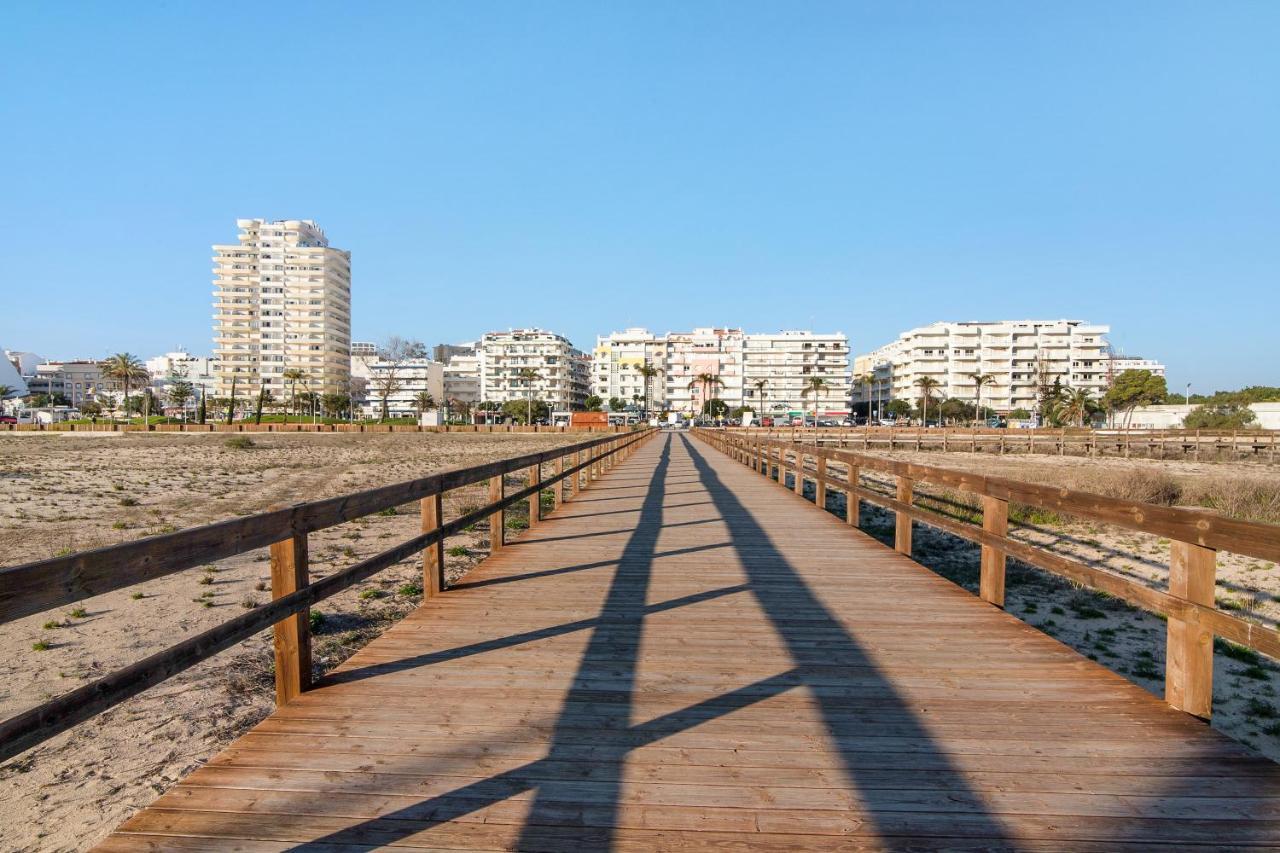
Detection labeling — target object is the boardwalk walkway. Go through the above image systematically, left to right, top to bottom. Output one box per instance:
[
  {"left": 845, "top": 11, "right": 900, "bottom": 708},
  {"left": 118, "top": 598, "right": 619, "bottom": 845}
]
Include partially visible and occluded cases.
[{"left": 102, "top": 432, "right": 1280, "bottom": 850}]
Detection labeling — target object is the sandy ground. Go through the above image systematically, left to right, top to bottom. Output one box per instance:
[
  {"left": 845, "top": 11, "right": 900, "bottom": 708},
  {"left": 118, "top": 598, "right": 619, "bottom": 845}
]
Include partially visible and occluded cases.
[
  {"left": 0, "top": 432, "right": 581, "bottom": 852},
  {"left": 809, "top": 449, "right": 1280, "bottom": 763}
]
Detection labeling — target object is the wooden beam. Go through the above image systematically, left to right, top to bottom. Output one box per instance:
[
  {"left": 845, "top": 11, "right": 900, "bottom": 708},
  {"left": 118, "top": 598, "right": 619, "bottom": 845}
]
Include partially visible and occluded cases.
[
  {"left": 551, "top": 456, "right": 563, "bottom": 511},
  {"left": 816, "top": 456, "right": 827, "bottom": 509},
  {"left": 527, "top": 464, "right": 541, "bottom": 527},
  {"left": 847, "top": 465, "right": 860, "bottom": 527},
  {"left": 489, "top": 475, "right": 504, "bottom": 552},
  {"left": 895, "top": 476, "right": 913, "bottom": 557},
  {"left": 421, "top": 492, "right": 444, "bottom": 596},
  {"left": 979, "top": 496, "right": 1008, "bottom": 608},
  {"left": 269, "top": 528, "right": 311, "bottom": 705},
  {"left": 1166, "top": 541, "right": 1216, "bottom": 720}
]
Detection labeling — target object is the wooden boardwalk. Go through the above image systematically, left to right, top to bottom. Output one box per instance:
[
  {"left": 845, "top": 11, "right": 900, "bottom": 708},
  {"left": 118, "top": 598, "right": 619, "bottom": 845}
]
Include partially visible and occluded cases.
[{"left": 102, "top": 432, "right": 1280, "bottom": 851}]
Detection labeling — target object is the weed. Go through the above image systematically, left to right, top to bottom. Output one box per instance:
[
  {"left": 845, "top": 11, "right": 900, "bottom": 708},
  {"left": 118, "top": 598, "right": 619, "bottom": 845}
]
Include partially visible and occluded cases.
[
  {"left": 224, "top": 436, "right": 255, "bottom": 450},
  {"left": 118, "top": 497, "right": 138, "bottom": 507},
  {"left": 376, "top": 506, "right": 399, "bottom": 517},
  {"left": 506, "top": 517, "right": 528, "bottom": 530},
  {"left": 111, "top": 521, "right": 128, "bottom": 530},
  {"left": 447, "top": 546, "right": 470, "bottom": 557},
  {"left": 198, "top": 575, "right": 214, "bottom": 585},
  {"left": 255, "top": 580, "right": 268, "bottom": 592},
  {"left": 398, "top": 583, "right": 423, "bottom": 597},
  {"left": 358, "top": 589, "right": 385, "bottom": 600},
  {"left": 131, "top": 592, "right": 145, "bottom": 600},
  {"left": 240, "top": 596, "right": 258, "bottom": 609},
  {"left": 1022, "top": 602, "right": 1038, "bottom": 614},
  {"left": 1071, "top": 605, "right": 1107, "bottom": 619},
  {"left": 69, "top": 608, "right": 87, "bottom": 619},
  {"left": 309, "top": 611, "right": 326, "bottom": 631},
  {"left": 41, "top": 620, "right": 61, "bottom": 630},
  {"left": 1216, "top": 639, "right": 1263, "bottom": 666},
  {"left": 32, "top": 641, "right": 50, "bottom": 652},
  {"left": 1132, "top": 659, "right": 1161, "bottom": 679},
  {"left": 1240, "top": 666, "right": 1271, "bottom": 681},
  {"left": 1246, "top": 698, "right": 1279, "bottom": 719}
]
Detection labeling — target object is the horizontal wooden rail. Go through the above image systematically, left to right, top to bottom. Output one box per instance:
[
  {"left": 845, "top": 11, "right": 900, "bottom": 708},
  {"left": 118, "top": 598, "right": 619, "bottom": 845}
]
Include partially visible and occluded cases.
[
  {"left": 696, "top": 428, "right": 1280, "bottom": 721},
  {"left": 0, "top": 429, "right": 653, "bottom": 763},
  {"left": 0, "top": 432, "right": 642, "bottom": 624}
]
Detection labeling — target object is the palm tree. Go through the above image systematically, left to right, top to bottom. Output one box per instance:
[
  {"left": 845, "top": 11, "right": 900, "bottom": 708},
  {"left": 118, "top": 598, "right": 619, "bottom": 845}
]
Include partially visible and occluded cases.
[
  {"left": 99, "top": 353, "right": 149, "bottom": 422},
  {"left": 635, "top": 364, "right": 662, "bottom": 415},
  {"left": 514, "top": 367, "right": 540, "bottom": 425},
  {"left": 282, "top": 368, "right": 306, "bottom": 421},
  {"left": 969, "top": 372, "right": 997, "bottom": 426},
  {"left": 687, "top": 373, "right": 724, "bottom": 417},
  {"left": 860, "top": 373, "right": 876, "bottom": 422},
  {"left": 801, "top": 376, "right": 828, "bottom": 426},
  {"left": 913, "top": 376, "right": 942, "bottom": 426},
  {"left": 752, "top": 379, "right": 768, "bottom": 419},
  {"left": 0, "top": 385, "right": 14, "bottom": 400},
  {"left": 1061, "top": 387, "right": 1095, "bottom": 427},
  {"left": 413, "top": 390, "right": 437, "bottom": 422}
]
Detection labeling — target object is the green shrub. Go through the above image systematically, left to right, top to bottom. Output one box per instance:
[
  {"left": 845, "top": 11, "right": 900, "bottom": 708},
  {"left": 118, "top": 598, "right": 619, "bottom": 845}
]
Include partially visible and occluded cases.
[{"left": 224, "top": 436, "right": 255, "bottom": 450}]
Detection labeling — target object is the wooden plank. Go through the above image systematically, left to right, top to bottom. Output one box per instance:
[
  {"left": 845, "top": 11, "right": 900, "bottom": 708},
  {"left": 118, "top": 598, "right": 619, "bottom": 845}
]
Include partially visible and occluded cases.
[
  {"left": 527, "top": 464, "right": 542, "bottom": 527},
  {"left": 488, "top": 475, "right": 504, "bottom": 552},
  {"left": 895, "top": 475, "right": 913, "bottom": 556},
  {"left": 421, "top": 492, "right": 444, "bottom": 596},
  {"left": 979, "top": 495, "right": 1007, "bottom": 608},
  {"left": 268, "top": 523, "right": 311, "bottom": 704},
  {"left": 1165, "top": 541, "right": 1216, "bottom": 719}
]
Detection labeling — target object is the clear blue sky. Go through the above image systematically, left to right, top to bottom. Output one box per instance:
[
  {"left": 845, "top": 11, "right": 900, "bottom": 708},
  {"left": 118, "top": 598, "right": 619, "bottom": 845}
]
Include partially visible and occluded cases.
[{"left": 2, "top": 2, "right": 1277, "bottom": 392}]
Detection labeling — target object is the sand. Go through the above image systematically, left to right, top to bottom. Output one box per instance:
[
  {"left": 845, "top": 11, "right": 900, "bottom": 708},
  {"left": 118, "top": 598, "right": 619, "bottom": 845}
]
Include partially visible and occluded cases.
[{"left": 0, "top": 431, "right": 581, "bottom": 852}]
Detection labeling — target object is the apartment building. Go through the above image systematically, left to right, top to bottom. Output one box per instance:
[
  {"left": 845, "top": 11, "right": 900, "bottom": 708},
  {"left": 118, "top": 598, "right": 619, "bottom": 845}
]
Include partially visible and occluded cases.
[
  {"left": 212, "top": 218, "right": 352, "bottom": 400},
  {"left": 853, "top": 320, "right": 1112, "bottom": 416},
  {"left": 592, "top": 328, "right": 669, "bottom": 410},
  {"left": 662, "top": 328, "right": 745, "bottom": 414},
  {"left": 477, "top": 329, "right": 590, "bottom": 410},
  {"left": 743, "top": 331, "right": 851, "bottom": 416},
  {"left": 0, "top": 350, "right": 29, "bottom": 399},
  {"left": 443, "top": 351, "right": 481, "bottom": 406},
  {"left": 1110, "top": 356, "right": 1166, "bottom": 378},
  {"left": 359, "top": 359, "right": 445, "bottom": 419},
  {"left": 28, "top": 361, "right": 110, "bottom": 407}
]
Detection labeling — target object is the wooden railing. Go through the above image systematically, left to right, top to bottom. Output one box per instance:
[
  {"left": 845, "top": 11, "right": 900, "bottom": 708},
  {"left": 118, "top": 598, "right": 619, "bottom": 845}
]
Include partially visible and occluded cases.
[
  {"left": 1, "top": 422, "right": 632, "bottom": 434},
  {"left": 732, "top": 426, "right": 1279, "bottom": 460},
  {"left": 0, "top": 429, "right": 653, "bottom": 763},
  {"left": 695, "top": 429, "right": 1280, "bottom": 721}
]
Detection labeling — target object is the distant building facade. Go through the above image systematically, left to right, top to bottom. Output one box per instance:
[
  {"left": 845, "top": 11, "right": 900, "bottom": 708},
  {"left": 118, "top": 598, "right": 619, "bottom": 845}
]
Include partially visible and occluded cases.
[
  {"left": 212, "top": 218, "right": 352, "bottom": 400},
  {"left": 853, "top": 320, "right": 1113, "bottom": 416},
  {"left": 478, "top": 329, "right": 589, "bottom": 410},
  {"left": 1109, "top": 356, "right": 1166, "bottom": 378},
  {"left": 360, "top": 359, "right": 444, "bottom": 419}
]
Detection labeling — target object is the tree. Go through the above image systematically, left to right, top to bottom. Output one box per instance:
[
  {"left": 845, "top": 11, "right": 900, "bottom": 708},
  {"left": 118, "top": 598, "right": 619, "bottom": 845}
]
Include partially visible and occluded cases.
[
  {"left": 365, "top": 336, "right": 427, "bottom": 421},
  {"left": 100, "top": 353, "right": 149, "bottom": 421},
  {"left": 636, "top": 364, "right": 662, "bottom": 414},
  {"left": 166, "top": 365, "right": 195, "bottom": 418},
  {"left": 513, "top": 367, "right": 541, "bottom": 425},
  {"left": 282, "top": 368, "right": 307, "bottom": 421},
  {"left": 1103, "top": 369, "right": 1168, "bottom": 427},
  {"left": 969, "top": 372, "right": 996, "bottom": 426},
  {"left": 687, "top": 373, "right": 724, "bottom": 415},
  {"left": 860, "top": 373, "right": 876, "bottom": 421},
  {"left": 225, "top": 374, "right": 238, "bottom": 425},
  {"left": 801, "top": 376, "right": 828, "bottom": 424},
  {"left": 913, "top": 376, "right": 941, "bottom": 425},
  {"left": 752, "top": 379, "right": 768, "bottom": 416},
  {"left": 253, "top": 386, "right": 267, "bottom": 425},
  {"left": 1060, "top": 387, "right": 1099, "bottom": 427},
  {"left": 413, "top": 391, "right": 437, "bottom": 421},
  {"left": 321, "top": 393, "right": 349, "bottom": 419},
  {"left": 584, "top": 394, "right": 603, "bottom": 412},
  {"left": 607, "top": 396, "right": 626, "bottom": 412},
  {"left": 501, "top": 398, "right": 550, "bottom": 425},
  {"left": 702, "top": 398, "right": 729, "bottom": 417},
  {"left": 886, "top": 399, "right": 911, "bottom": 419},
  {"left": 78, "top": 400, "right": 103, "bottom": 417},
  {"left": 1184, "top": 403, "right": 1259, "bottom": 430},
  {"left": 1009, "top": 407, "right": 1031, "bottom": 420}
]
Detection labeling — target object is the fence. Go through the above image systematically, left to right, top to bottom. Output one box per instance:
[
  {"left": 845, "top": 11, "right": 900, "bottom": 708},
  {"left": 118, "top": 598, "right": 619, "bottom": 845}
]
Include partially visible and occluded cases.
[
  {"left": 696, "top": 428, "right": 1280, "bottom": 721},
  {"left": 0, "top": 429, "right": 654, "bottom": 763}
]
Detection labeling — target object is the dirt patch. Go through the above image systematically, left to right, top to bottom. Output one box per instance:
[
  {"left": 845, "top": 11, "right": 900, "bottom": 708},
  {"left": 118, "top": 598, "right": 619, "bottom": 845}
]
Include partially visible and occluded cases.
[{"left": 0, "top": 431, "right": 580, "bottom": 852}]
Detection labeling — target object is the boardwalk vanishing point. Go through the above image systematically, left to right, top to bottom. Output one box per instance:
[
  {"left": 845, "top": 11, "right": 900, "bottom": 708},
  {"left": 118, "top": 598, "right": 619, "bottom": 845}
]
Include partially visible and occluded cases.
[{"left": 83, "top": 430, "right": 1280, "bottom": 850}]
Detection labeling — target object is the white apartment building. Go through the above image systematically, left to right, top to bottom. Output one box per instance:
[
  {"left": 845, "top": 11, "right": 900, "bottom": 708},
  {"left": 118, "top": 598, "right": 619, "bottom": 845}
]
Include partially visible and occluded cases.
[
  {"left": 212, "top": 218, "right": 352, "bottom": 400},
  {"left": 853, "top": 320, "right": 1112, "bottom": 416},
  {"left": 592, "top": 328, "right": 669, "bottom": 410},
  {"left": 592, "top": 328, "right": 851, "bottom": 416},
  {"left": 663, "top": 328, "right": 745, "bottom": 414},
  {"left": 478, "top": 329, "right": 590, "bottom": 409},
  {"left": 743, "top": 331, "right": 851, "bottom": 416},
  {"left": 145, "top": 349, "right": 218, "bottom": 384},
  {"left": 0, "top": 350, "right": 28, "bottom": 399},
  {"left": 443, "top": 351, "right": 481, "bottom": 406},
  {"left": 1110, "top": 356, "right": 1166, "bottom": 378},
  {"left": 359, "top": 359, "right": 445, "bottom": 419},
  {"left": 28, "top": 361, "right": 110, "bottom": 407}
]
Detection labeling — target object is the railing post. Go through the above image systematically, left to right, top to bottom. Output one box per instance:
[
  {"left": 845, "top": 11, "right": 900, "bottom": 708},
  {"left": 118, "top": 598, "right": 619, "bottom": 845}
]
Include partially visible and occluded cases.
[
  {"left": 794, "top": 451, "right": 805, "bottom": 496},
  {"left": 552, "top": 456, "right": 563, "bottom": 512},
  {"left": 815, "top": 456, "right": 827, "bottom": 509},
  {"left": 527, "top": 463, "right": 542, "bottom": 527},
  {"left": 846, "top": 464, "right": 860, "bottom": 526},
  {"left": 489, "top": 474, "right": 505, "bottom": 553},
  {"left": 895, "top": 476, "right": 913, "bottom": 556},
  {"left": 422, "top": 491, "right": 444, "bottom": 596},
  {"left": 979, "top": 496, "right": 1008, "bottom": 607},
  {"left": 269, "top": 518, "right": 311, "bottom": 705},
  {"left": 1166, "top": 541, "right": 1216, "bottom": 719}
]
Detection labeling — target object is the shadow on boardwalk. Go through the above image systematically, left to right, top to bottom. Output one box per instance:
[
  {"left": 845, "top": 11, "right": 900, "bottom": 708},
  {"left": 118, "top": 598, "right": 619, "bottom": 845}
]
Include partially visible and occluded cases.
[{"left": 288, "top": 433, "right": 1015, "bottom": 850}]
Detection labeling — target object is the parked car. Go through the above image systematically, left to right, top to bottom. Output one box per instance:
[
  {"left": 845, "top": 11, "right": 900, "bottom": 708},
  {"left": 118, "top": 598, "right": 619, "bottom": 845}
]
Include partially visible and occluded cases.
[{"left": 0, "top": 415, "right": 16, "bottom": 425}]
